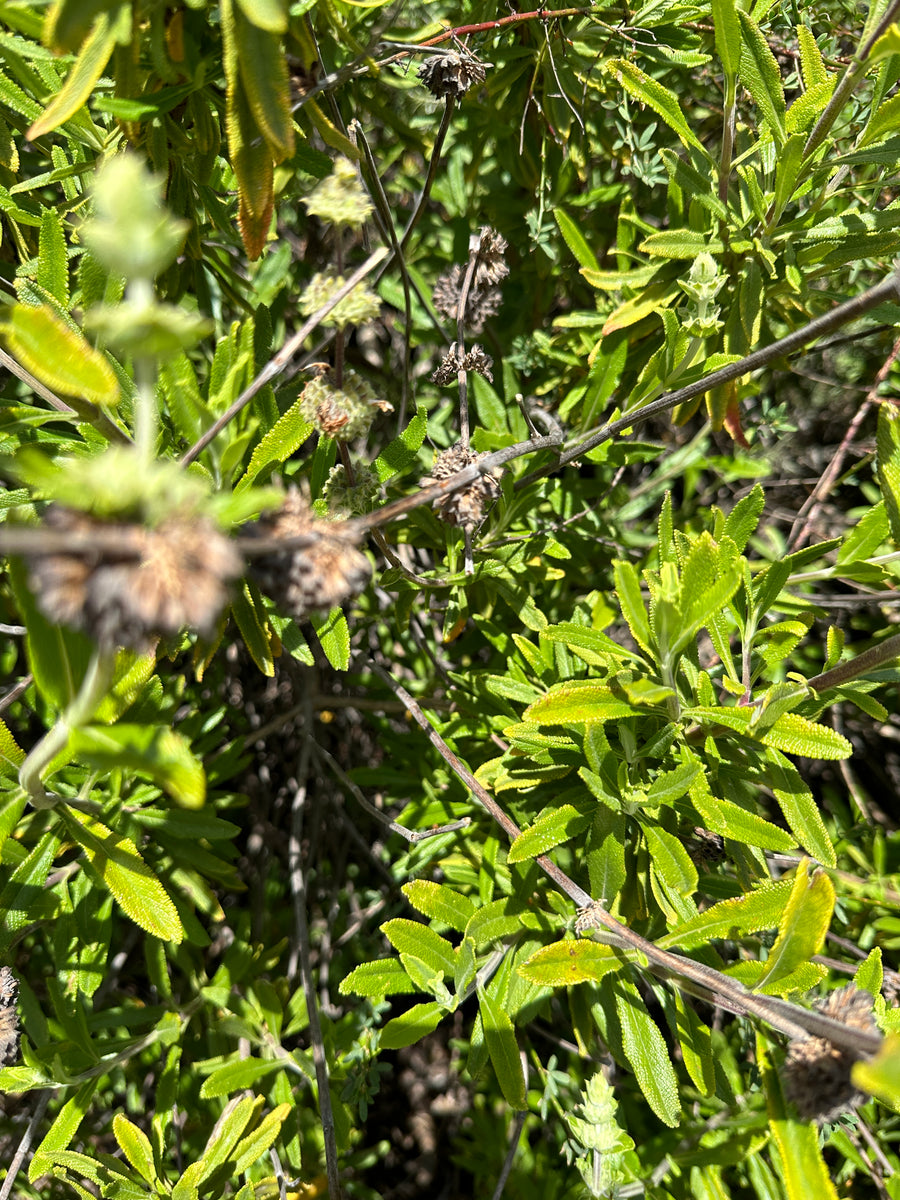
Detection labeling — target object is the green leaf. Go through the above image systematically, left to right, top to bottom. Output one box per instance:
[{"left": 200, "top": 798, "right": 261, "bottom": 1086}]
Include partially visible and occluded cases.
[
  {"left": 235, "top": 0, "right": 287, "bottom": 33},
  {"left": 711, "top": 0, "right": 742, "bottom": 77},
  {"left": 231, "top": 3, "right": 293, "bottom": 160},
  {"left": 737, "top": 9, "right": 786, "bottom": 144},
  {"left": 28, "top": 12, "right": 118, "bottom": 139},
  {"left": 797, "top": 24, "right": 829, "bottom": 90},
  {"left": 605, "top": 59, "right": 704, "bottom": 151},
  {"left": 660, "top": 149, "right": 727, "bottom": 220},
  {"left": 554, "top": 207, "right": 600, "bottom": 271},
  {"left": 37, "top": 208, "right": 69, "bottom": 306},
  {"left": 639, "top": 229, "right": 725, "bottom": 259},
  {"left": 3, "top": 304, "right": 119, "bottom": 405},
  {"left": 235, "top": 397, "right": 314, "bottom": 491},
  {"left": 877, "top": 402, "right": 900, "bottom": 545},
  {"left": 375, "top": 405, "right": 427, "bottom": 484},
  {"left": 613, "top": 560, "right": 653, "bottom": 655},
  {"left": 230, "top": 580, "right": 275, "bottom": 676},
  {"left": 309, "top": 607, "right": 350, "bottom": 671},
  {"left": 524, "top": 683, "right": 637, "bottom": 725},
  {"left": 687, "top": 705, "right": 852, "bottom": 759},
  {"left": 68, "top": 725, "right": 205, "bottom": 810},
  {"left": 766, "top": 748, "right": 835, "bottom": 866},
  {"left": 646, "top": 762, "right": 702, "bottom": 805},
  {"left": 508, "top": 804, "right": 592, "bottom": 863},
  {"left": 63, "top": 808, "right": 183, "bottom": 943},
  {"left": 644, "top": 825, "right": 698, "bottom": 896},
  {"left": 754, "top": 859, "right": 834, "bottom": 991},
  {"left": 660, "top": 878, "right": 793, "bottom": 950},
  {"left": 402, "top": 881, "right": 476, "bottom": 932},
  {"left": 465, "top": 898, "right": 541, "bottom": 948},
  {"left": 380, "top": 918, "right": 456, "bottom": 976},
  {"left": 518, "top": 939, "right": 621, "bottom": 986},
  {"left": 854, "top": 947, "right": 883, "bottom": 997},
  {"left": 339, "top": 959, "right": 417, "bottom": 998},
  {"left": 615, "top": 978, "right": 681, "bottom": 1126},
  {"left": 478, "top": 985, "right": 526, "bottom": 1109},
  {"left": 670, "top": 990, "right": 715, "bottom": 1095},
  {"left": 380, "top": 1000, "right": 444, "bottom": 1050},
  {"left": 853, "top": 1034, "right": 900, "bottom": 1109},
  {"left": 198, "top": 1058, "right": 283, "bottom": 1099},
  {"left": 29, "top": 1080, "right": 99, "bottom": 1183},
  {"left": 231, "top": 1103, "right": 291, "bottom": 1175},
  {"left": 112, "top": 1114, "right": 157, "bottom": 1186}
]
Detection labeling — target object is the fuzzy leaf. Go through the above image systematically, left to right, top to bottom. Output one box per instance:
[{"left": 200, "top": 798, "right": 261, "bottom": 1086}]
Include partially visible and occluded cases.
[
  {"left": 711, "top": 0, "right": 742, "bottom": 77},
  {"left": 738, "top": 9, "right": 786, "bottom": 144},
  {"left": 28, "top": 13, "right": 118, "bottom": 138},
  {"left": 605, "top": 59, "right": 704, "bottom": 151},
  {"left": 554, "top": 207, "right": 600, "bottom": 271},
  {"left": 3, "top": 304, "right": 119, "bottom": 406},
  {"left": 235, "top": 398, "right": 314, "bottom": 491},
  {"left": 877, "top": 402, "right": 900, "bottom": 545},
  {"left": 375, "top": 406, "right": 427, "bottom": 483},
  {"left": 309, "top": 607, "right": 350, "bottom": 671},
  {"left": 525, "top": 683, "right": 637, "bottom": 726},
  {"left": 69, "top": 725, "right": 205, "bottom": 810},
  {"left": 766, "top": 748, "right": 835, "bottom": 865},
  {"left": 508, "top": 804, "right": 592, "bottom": 863},
  {"left": 644, "top": 825, "right": 698, "bottom": 896},
  {"left": 754, "top": 859, "right": 834, "bottom": 991},
  {"left": 660, "top": 879, "right": 793, "bottom": 950},
  {"left": 403, "top": 881, "right": 476, "bottom": 932},
  {"left": 380, "top": 919, "right": 456, "bottom": 976},
  {"left": 518, "top": 940, "right": 621, "bottom": 986},
  {"left": 339, "top": 959, "right": 417, "bottom": 998},
  {"left": 615, "top": 979, "right": 681, "bottom": 1127},
  {"left": 478, "top": 986, "right": 526, "bottom": 1109},
  {"left": 380, "top": 1001, "right": 444, "bottom": 1050},
  {"left": 853, "top": 1034, "right": 900, "bottom": 1109},
  {"left": 112, "top": 1115, "right": 157, "bottom": 1186}
]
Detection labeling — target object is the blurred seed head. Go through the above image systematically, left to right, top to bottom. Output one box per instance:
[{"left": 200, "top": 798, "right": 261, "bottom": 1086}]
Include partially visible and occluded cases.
[
  {"left": 302, "top": 156, "right": 373, "bottom": 231},
  {"left": 433, "top": 267, "right": 502, "bottom": 334},
  {"left": 299, "top": 272, "right": 381, "bottom": 330},
  {"left": 431, "top": 343, "right": 494, "bottom": 386},
  {"left": 298, "top": 369, "right": 391, "bottom": 442},
  {"left": 421, "top": 443, "right": 501, "bottom": 533},
  {"left": 246, "top": 490, "right": 371, "bottom": 618},
  {"left": 27, "top": 506, "right": 242, "bottom": 650},
  {"left": 783, "top": 985, "right": 878, "bottom": 1123}
]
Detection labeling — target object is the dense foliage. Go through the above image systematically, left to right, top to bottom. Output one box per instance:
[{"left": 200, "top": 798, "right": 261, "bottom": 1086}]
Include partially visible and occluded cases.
[{"left": 2, "top": 0, "right": 900, "bottom": 1197}]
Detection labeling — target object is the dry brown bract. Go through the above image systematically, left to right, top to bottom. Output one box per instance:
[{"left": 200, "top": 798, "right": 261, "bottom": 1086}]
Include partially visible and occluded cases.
[
  {"left": 421, "top": 443, "right": 501, "bottom": 533},
  {"left": 246, "top": 490, "right": 371, "bottom": 619},
  {"left": 27, "top": 506, "right": 242, "bottom": 650},
  {"left": 0, "top": 966, "right": 18, "bottom": 1067},
  {"left": 783, "top": 984, "right": 878, "bottom": 1122}
]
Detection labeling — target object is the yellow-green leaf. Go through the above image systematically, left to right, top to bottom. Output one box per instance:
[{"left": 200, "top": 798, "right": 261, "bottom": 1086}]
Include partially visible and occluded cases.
[
  {"left": 28, "top": 13, "right": 118, "bottom": 139},
  {"left": 605, "top": 59, "right": 704, "bottom": 152},
  {"left": 4, "top": 304, "right": 119, "bottom": 406},
  {"left": 754, "top": 859, "right": 834, "bottom": 991},
  {"left": 518, "top": 939, "right": 621, "bottom": 986}
]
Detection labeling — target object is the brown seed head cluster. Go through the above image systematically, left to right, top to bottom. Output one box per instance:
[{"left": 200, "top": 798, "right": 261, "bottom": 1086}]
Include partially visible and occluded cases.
[
  {"left": 417, "top": 50, "right": 487, "bottom": 100},
  {"left": 433, "top": 228, "right": 508, "bottom": 334},
  {"left": 431, "top": 343, "right": 494, "bottom": 386},
  {"left": 298, "top": 369, "right": 391, "bottom": 442},
  {"left": 421, "top": 443, "right": 501, "bottom": 533},
  {"left": 246, "top": 490, "right": 371, "bottom": 619},
  {"left": 27, "top": 506, "right": 242, "bottom": 650},
  {"left": 783, "top": 985, "right": 878, "bottom": 1123}
]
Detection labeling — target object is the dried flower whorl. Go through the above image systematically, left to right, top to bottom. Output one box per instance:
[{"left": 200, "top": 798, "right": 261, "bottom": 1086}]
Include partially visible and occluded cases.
[
  {"left": 418, "top": 51, "right": 487, "bottom": 100},
  {"left": 431, "top": 343, "right": 494, "bottom": 386},
  {"left": 421, "top": 443, "right": 501, "bottom": 533},
  {"left": 246, "top": 491, "right": 371, "bottom": 619},
  {"left": 26, "top": 506, "right": 242, "bottom": 650},
  {"left": 783, "top": 985, "right": 878, "bottom": 1123}
]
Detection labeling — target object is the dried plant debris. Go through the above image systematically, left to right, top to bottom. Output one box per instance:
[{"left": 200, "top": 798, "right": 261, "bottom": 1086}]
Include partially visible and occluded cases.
[
  {"left": 418, "top": 49, "right": 487, "bottom": 100},
  {"left": 433, "top": 228, "right": 508, "bottom": 333},
  {"left": 431, "top": 343, "right": 494, "bottom": 386},
  {"left": 421, "top": 443, "right": 501, "bottom": 533},
  {"left": 246, "top": 490, "right": 371, "bottom": 619},
  {"left": 26, "top": 506, "right": 242, "bottom": 650},
  {"left": 0, "top": 967, "right": 19, "bottom": 1067},
  {"left": 783, "top": 985, "right": 878, "bottom": 1123}
]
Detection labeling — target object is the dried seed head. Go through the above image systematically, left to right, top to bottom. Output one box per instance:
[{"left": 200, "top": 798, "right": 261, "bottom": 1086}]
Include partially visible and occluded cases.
[
  {"left": 417, "top": 50, "right": 487, "bottom": 100},
  {"left": 302, "top": 156, "right": 373, "bottom": 231},
  {"left": 475, "top": 226, "right": 509, "bottom": 285},
  {"left": 432, "top": 265, "right": 502, "bottom": 334},
  {"left": 299, "top": 272, "right": 381, "bottom": 330},
  {"left": 431, "top": 343, "right": 494, "bottom": 386},
  {"left": 298, "top": 369, "right": 391, "bottom": 441},
  {"left": 421, "top": 443, "right": 501, "bottom": 533},
  {"left": 246, "top": 490, "right": 371, "bottom": 618},
  {"left": 26, "top": 507, "right": 242, "bottom": 650},
  {"left": 0, "top": 967, "right": 18, "bottom": 1067},
  {"left": 783, "top": 985, "right": 878, "bottom": 1123}
]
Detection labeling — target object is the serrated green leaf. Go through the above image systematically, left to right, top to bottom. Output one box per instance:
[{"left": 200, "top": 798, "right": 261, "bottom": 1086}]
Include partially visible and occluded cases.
[
  {"left": 235, "top": 0, "right": 287, "bottom": 32},
  {"left": 711, "top": 0, "right": 742, "bottom": 77},
  {"left": 230, "top": 4, "right": 292, "bottom": 160},
  {"left": 738, "top": 9, "right": 786, "bottom": 144},
  {"left": 28, "top": 13, "right": 118, "bottom": 139},
  {"left": 797, "top": 24, "right": 829, "bottom": 90},
  {"left": 606, "top": 59, "right": 704, "bottom": 151},
  {"left": 660, "top": 149, "right": 727, "bottom": 220},
  {"left": 554, "top": 207, "right": 600, "bottom": 271},
  {"left": 37, "top": 208, "right": 69, "bottom": 306},
  {"left": 639, "top": 229, "right": 725, "bottom": 259},
  {"left": 3, "top": 304, "right": 119, "bottom": 405},
  {"left": 235, "top": 397, "right": 313, "bottom": 491},
  {"left": 877, "top": 402, "right": 900, "bottom": 545},
  {"left": 375, "top": 405, "right": 427, "bottom": 483},
  {"left": 613, "top": 560, "right": 653, "bottom": 655},
  {"left": 230, "top": 580, "right": 275, "bottom": 676},
  {"left": 309, "top": 607, "right": 350, "bottom": 671},
  {"left": 524, "top": 683, "right": 637, "bottom": 725},
  {"left": 687, "top": 705, "right": 851, "bottom": 759},
  {"left": 68, "top": 725, "right": 205, "bottom": 810},
  {"left": 766, "top": 748, "right": 835, "bottom": 866},
  {"left": 646, "top": 762, "right": 701, "bottom": 805},
  {"left": 508, "top": 804, "right": 592, "bottom": 863},
  {"left": 63, "top": 808, "right": 183, "bottom": 943},
  {"left": 644, "top": 824, "right": 698, "bottom": 895},
  {"left": 754, "top": 859, "right": 834, "bottom": 991},
  {"left": 660, "top": 878, "right": 793, "bottom": 950},
  {"left": 402, "top": 881, "right": 476, "bottom": 931},
  {"left": 465, "top": 898, "right": 545, "bottom": 948},
  {"left": 380, "top": 918, "right": 456, "bottom": 976},
  {"left": 519, "top": 939, "right": 621, "bottom": 986},
  {"left": 854, "top": 948, "right": 883, "bottom": 997},
  {"left": 339, "top": 959, "right": 417, "bottom": 998},
  {"left": 615, "top": 979, "right": 681, "bottom": 1126},
  {"left": 478, "top": 985, "right": 526, "bottom": 1109},
  {"left": 670, "top": 990, "right": 715, "bottom": 1095},
  {"left": 380, "top": 1000, "right": 444, "bottom": 1049},
  {"left": 198, "top": 1059, "right": 282, "bottom": 1099},
  {"left": 29, "top": 1080, "right": 99, "bottom": 1183},
  {"left": 232, "top": 1102, "right": 291, "bottom": 1174},
  {"left": 112, "top": 1114, "right": 156, "bottom": 1185}
]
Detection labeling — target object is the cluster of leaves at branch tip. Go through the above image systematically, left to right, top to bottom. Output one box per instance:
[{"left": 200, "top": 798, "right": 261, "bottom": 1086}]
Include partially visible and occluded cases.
[
  {"left": 677, "top": 252, "right": 726, "bottom": 338},
  {"left": 564, "top": 1071, "right": 634, "bottom": 1198}
]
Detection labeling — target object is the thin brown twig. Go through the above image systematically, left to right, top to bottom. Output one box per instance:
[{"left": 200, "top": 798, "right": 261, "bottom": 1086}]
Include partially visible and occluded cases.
[{"left": 788, "top": 333, "right": 900, "bottom": 551}]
